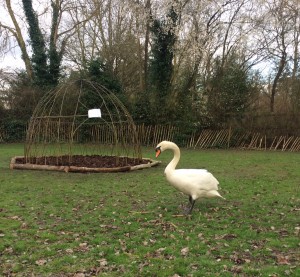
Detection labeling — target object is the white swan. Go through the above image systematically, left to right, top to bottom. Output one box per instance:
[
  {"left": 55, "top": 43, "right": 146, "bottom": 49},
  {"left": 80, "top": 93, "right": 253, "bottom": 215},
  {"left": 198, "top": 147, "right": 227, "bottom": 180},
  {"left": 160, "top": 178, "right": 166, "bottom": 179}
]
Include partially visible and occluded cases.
[{"left": 155, "top": 141, "right": 225, "bottom": 214}]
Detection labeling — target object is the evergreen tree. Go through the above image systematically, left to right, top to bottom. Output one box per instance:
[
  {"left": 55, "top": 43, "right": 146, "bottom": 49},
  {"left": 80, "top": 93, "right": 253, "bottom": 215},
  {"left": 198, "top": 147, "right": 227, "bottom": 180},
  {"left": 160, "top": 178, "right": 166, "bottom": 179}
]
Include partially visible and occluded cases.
[
  {"left": 22, "top": 0, "right": 62, "bottom": 88},
  {"left": 22, "top": 0, "right": 49, "bottom": 87},
  {"left": 48, "top": 1, "right": 62, "bottom": 87},
  {"left": 148, "top": 5, "right": 178, "bottom": 122},
  {"left": 206, "top": 55, "right": 254, "bottom": 125},
  {"left": 79, "top": 58, "right": 125, "bottom": 112},
  {"left": 87, "top": 59, "right": 121, "bottom": 93}
]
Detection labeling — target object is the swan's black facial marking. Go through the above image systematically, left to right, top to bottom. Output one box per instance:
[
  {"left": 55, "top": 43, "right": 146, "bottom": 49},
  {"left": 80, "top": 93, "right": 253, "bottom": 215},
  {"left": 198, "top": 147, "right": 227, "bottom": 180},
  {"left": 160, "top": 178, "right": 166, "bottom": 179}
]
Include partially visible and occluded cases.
[{"left": 155, "top": 146, "right": 161, "bottom": 157}]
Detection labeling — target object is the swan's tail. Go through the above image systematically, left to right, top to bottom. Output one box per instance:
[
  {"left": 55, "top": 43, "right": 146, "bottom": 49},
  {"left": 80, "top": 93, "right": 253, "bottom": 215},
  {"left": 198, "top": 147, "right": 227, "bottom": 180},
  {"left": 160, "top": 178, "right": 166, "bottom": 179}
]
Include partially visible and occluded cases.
[
  {"left": 208, "top": 190, "right": 226, "bottom": 200},
  {"left": 219, "top": 194, "right": 226, "bottom": 200}
]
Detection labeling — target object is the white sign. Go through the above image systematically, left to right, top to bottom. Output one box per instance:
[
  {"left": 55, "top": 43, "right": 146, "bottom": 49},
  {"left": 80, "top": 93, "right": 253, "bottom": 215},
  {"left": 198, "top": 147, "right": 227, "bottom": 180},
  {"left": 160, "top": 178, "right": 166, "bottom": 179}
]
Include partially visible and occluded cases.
[{"left": 88, "top": 109, "right": 101, "bottom": 118}]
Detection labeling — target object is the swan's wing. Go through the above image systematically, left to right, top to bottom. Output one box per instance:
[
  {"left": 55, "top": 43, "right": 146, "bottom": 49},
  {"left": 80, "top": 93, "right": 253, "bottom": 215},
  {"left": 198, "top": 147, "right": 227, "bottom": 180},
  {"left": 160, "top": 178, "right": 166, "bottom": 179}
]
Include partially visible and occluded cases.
[
  {"left": 175, "top": 168, "right": 208, "bottom": 176},
  {"left": 169, "top": 169, "right": 219, "bottom": 192}
]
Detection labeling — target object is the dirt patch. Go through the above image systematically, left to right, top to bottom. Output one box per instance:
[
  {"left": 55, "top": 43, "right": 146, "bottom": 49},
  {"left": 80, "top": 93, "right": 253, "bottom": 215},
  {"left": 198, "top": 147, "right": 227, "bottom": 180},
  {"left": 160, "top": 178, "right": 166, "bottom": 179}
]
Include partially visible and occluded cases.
[{"left": 15, "top": 155, "right": 149, "bottom": 168}]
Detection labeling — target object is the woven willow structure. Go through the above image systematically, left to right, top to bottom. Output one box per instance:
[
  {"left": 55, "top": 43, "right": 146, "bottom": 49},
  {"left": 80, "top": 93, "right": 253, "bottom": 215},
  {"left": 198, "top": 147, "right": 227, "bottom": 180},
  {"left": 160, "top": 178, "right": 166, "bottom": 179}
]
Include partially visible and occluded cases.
[{"left": 24, "top": 79, "right": 142, "bottom": 166}]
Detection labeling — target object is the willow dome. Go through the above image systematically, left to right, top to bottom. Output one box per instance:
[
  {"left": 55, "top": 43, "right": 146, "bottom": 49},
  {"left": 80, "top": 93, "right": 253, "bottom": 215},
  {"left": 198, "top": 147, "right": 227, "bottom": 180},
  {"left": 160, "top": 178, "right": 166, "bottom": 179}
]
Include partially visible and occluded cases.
[{"left": 11, "top": 79, "right": 159, "bottom": 172}]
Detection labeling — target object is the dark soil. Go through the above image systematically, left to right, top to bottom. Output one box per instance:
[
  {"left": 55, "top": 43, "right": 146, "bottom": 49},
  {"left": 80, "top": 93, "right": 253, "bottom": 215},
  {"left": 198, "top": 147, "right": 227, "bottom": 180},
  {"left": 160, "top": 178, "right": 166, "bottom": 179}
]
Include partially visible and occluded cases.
[{"left": 15, "top": 155, "right": 149, "bottom": 168}]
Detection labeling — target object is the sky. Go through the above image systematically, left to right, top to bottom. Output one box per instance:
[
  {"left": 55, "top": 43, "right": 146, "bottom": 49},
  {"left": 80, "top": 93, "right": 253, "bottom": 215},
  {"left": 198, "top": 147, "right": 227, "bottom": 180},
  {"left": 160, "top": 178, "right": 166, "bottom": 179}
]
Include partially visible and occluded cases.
[{"left": 1, "top": 53, "right": 25, "bottom": 71}]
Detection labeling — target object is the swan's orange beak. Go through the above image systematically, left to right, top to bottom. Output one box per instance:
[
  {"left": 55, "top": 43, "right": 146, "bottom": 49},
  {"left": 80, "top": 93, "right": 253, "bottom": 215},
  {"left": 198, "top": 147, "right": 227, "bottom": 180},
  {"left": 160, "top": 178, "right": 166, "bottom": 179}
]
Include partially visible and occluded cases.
[{"left": 155, "top": 149, "right": 161, "bottom": 158}]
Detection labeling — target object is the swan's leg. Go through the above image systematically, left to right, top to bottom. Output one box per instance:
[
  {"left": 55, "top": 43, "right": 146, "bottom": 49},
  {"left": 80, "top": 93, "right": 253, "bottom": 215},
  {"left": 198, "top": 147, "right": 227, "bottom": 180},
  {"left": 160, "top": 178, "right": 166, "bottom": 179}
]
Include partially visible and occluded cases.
[
  {"left": 185, "top": 196, "right": 195, "bottom": 214},
  {"left": 188, "top": 199, "right": 195, "bottom": 214}
]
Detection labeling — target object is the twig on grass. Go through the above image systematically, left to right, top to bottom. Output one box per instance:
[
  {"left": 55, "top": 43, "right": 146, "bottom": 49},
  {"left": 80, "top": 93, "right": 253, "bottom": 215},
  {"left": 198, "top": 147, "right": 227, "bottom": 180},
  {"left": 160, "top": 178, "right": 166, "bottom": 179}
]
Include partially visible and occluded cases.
[{"left": 129, "top": 211, "right": 153, "bottom": 214}]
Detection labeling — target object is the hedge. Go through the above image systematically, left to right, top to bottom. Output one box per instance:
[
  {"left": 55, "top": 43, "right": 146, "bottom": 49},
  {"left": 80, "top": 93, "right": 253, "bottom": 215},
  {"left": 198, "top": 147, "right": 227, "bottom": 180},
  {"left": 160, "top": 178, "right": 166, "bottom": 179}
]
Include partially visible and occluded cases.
[{"left": 0, "top": 120, "right": 27, "bottom": 142}]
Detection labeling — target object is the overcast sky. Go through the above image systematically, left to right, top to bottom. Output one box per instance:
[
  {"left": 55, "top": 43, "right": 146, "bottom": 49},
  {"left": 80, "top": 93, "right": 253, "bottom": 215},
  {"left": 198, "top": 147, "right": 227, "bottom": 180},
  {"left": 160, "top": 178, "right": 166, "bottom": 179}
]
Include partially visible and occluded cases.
[{"left": 1, "top": 53, "right": 25, "bottom": 71}]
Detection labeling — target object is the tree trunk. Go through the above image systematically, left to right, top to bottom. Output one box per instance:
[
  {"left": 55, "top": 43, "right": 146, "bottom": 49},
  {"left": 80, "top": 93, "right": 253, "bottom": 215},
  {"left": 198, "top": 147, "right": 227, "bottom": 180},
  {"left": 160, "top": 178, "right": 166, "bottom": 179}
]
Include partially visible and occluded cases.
[
  {"left": 5, "top": 0, "right": 33, "bottom": 80},
  {"left": 143, "top": 0, "right": 151, "bottom": 91},
  {"left": 270, "top": 54, "right": 286, "bottom": 112}
]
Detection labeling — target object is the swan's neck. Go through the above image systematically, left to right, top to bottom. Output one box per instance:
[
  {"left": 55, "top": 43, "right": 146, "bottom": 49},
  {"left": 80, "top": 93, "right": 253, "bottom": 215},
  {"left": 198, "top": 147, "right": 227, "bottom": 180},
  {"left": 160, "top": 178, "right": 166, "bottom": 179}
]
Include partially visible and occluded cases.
[{"left": 165, "top": 144, "right": 180, "bottom": 175}]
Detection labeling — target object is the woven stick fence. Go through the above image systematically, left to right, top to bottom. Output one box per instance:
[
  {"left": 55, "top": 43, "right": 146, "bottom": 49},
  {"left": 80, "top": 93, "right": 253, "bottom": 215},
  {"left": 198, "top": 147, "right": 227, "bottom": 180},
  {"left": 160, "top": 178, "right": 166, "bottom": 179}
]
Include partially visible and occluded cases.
[
  {"left": 2, "top": 122, "right": 300, "bottom": 152},
  {"left": 136, "top": 124, "right": 180, "bottom": 147},
  {"left": 189, "top": 129, "right": 300, "bottom": 151}
]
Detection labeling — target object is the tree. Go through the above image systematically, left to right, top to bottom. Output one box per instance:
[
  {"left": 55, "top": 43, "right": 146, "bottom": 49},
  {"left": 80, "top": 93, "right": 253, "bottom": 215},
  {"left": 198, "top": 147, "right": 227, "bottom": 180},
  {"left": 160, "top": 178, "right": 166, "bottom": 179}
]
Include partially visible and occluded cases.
[
  {"left": 1, "top": 0, "right": 94, "bottom": 88},
  {"left": 1, "top": 0, "right": 34, "bottom": 80},
  {"left": 2, "top": 0, "right": 300, "bottom": 127},
  {"left": 22, "top": 0, "right": 50, "bottom": 87},
  {"left": 64, "top": 0, "right": 145, "bottom": 99},
  {"left": 257, "top": 0, "right": 296, "bottom": 112},
  {"left": 289, "top": 1, "right": 300, "bottom": 112},
  {"left": 147, "top": 3, "right": 178, "bottom": 122},
  {"left": 206, "top": 54, "right": 255, "bottom": 125},
  {"left": 86, "top": 58, "right": 122, "bottom": 94},
  {"left": 4, "top": 71, "right": 40, "bottom": 120}
]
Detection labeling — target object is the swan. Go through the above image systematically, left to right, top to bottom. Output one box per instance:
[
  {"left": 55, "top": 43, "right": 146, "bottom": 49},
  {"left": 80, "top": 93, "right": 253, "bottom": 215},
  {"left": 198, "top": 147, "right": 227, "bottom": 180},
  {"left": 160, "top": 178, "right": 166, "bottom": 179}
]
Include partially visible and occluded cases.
[{"left": 155, "top": 141, "right": 225, "bottom": 214}]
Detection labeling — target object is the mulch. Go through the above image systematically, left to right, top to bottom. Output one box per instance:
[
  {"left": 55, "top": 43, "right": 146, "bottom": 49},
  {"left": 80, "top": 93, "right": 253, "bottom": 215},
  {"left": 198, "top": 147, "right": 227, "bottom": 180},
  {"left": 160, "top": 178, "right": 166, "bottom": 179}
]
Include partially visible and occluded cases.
[{"left": 15, "top": 155, "right": 149, "bottom": 169}]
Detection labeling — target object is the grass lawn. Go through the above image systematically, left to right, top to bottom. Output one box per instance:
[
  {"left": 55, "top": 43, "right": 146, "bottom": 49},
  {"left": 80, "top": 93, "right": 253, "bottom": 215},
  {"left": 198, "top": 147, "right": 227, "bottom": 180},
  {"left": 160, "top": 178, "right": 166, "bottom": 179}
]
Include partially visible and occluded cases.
[{"left": 0, "top": 143, "right": 299, "bottom": 276}]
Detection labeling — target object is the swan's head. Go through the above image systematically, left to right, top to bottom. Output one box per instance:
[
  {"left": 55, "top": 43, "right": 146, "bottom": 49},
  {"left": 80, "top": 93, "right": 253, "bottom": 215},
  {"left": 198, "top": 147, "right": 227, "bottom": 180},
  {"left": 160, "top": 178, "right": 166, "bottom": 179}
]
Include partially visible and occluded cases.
[{"left": 155, "top": 141, "right": 177, "bottom": 158}]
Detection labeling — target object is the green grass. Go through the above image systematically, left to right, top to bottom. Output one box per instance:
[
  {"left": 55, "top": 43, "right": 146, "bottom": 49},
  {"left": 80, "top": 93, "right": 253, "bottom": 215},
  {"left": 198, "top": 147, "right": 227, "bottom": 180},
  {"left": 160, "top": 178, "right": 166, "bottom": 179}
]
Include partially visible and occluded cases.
[{"left": 1, "top": 143, "right": 299, "bottom": 276}]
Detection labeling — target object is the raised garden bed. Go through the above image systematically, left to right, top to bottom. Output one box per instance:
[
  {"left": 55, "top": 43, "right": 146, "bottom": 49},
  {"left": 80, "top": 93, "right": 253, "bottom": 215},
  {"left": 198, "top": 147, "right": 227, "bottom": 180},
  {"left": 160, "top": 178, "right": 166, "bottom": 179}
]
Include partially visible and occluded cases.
[{"left": 10, "top": 155, "right": 160, "bottom": 173}]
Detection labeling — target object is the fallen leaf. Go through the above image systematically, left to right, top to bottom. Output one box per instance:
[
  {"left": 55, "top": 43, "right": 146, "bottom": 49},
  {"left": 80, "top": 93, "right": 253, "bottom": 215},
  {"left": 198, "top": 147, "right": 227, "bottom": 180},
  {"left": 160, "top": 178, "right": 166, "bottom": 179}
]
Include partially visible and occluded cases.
[
  {"left": 10, "top": 216, "right": 21, "bottom": 220},
  {"left": 198, "top": 233, "right": 204, "bottom": 239},
  {"left": 149, "top": 239, "right": 156, "bottom": 244},
  {"left": 78, "top": 242, "right": 89, "bottom": 252},
  {"left": 79, "top": 242, "right": 88, "bottom": 248},
  {"left": 4, "top": 247, "right": 13, "bottom": 253},
  {"left": 156, "top": 247, "right": 166, "bottom": 253},
  {"left": 180, "top": 247, "right": 189, "bottom": 256},
  {"left": 276, "top": 255, "right": 290, "bottom": 265},
  {"left": 98, "top": 258, "right": 108, "bottom": 266},
  {"left": 35, "top": 259, "right": 47, "bottom": 266},
  {"left": 138, "top": 261, "right": 150, "bottom": 272},
  {"left": 230, "top": 265, "right": 243, "bottom": 274},
  {"left": 284, "top": 270, "right": 292, "bottom": 275},
  {"left": 74, "top": 273, "right": 85, "bottom": 277}
]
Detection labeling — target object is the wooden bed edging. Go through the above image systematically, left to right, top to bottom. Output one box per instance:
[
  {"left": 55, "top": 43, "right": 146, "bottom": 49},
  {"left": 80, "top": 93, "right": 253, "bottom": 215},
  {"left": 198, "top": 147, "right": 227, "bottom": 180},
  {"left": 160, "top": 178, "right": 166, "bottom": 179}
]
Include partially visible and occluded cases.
[{"left": 10, "top": 156, "right": 161, "bottom": 173}]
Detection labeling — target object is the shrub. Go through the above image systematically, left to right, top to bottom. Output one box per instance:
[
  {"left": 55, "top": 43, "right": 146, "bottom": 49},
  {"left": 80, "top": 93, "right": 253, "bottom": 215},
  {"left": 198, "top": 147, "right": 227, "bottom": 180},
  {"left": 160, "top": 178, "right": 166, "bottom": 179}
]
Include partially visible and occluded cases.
[{"left": 1, "top": 120, "right": 27, "bottom": 142}]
